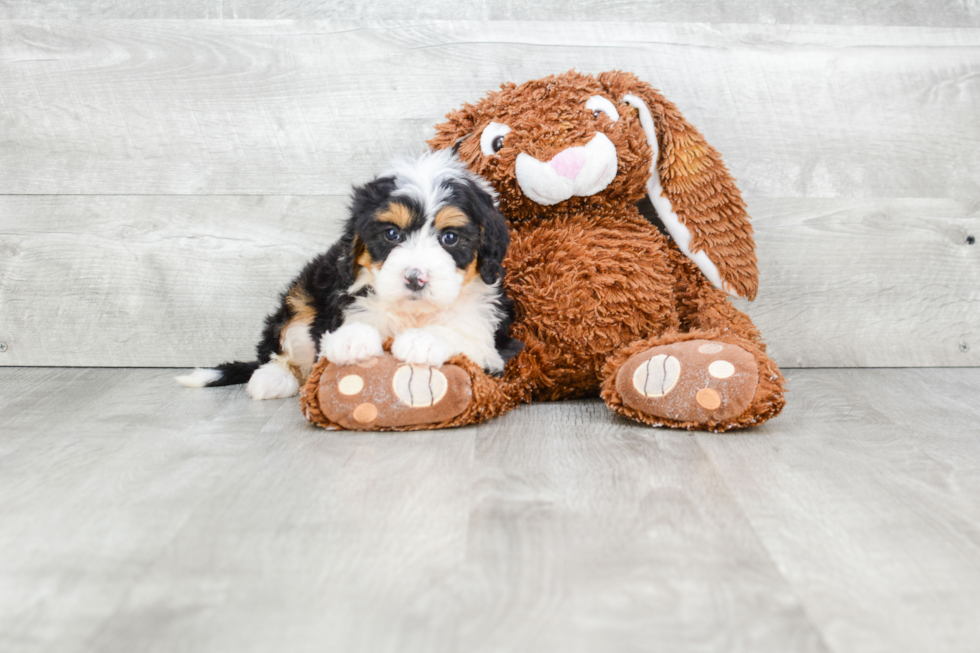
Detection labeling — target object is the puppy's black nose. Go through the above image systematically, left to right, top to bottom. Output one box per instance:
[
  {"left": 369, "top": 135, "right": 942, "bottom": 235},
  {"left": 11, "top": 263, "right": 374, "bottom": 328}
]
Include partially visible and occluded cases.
[{"left": 405, "top": 269, "right": 427, "bottom": 292}]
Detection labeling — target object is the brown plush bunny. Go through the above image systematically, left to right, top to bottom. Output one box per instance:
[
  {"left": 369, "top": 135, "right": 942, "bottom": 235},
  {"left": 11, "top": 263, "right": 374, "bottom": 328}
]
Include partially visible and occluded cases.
[{"left": 302, "top": 70, "right": 785, "bottom": 432}]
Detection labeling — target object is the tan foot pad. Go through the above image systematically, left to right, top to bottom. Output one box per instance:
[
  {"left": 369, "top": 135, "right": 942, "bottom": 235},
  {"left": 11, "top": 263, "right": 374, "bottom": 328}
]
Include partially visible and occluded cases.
[
  {"left": 616, "top": 340, "right": 759, "bottom": 424},
  {"left": 318, "top": 354, "right": 472, "bottom": 431}
]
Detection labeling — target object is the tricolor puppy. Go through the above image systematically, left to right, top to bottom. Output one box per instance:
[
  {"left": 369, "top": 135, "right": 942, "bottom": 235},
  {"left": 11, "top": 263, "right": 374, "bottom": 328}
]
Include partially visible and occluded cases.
[{"left": 176, "top": 149, "right": 519, "bottom": 400}]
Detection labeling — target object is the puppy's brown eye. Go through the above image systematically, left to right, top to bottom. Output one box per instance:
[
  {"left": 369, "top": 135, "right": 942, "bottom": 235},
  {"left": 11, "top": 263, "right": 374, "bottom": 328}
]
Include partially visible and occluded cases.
[
  {"left": 593, "top": 110, "right": 601, "bottom": 118},
  {"left": 492, "top": 135, "right": 505, "bottom": 153},
  {"left": 384, "top": 227, "right": 401, "bottom": 242},
  {"left": 440, "top": 231, "right": 458, "bottom": 246}
]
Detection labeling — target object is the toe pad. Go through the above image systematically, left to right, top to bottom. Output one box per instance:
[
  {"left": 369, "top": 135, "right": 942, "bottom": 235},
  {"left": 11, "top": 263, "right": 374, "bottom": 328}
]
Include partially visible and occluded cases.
[
  {"left": 617, "top": 340, "right": 758, "bottom": 424},
  {"left": 318, "top": 355, "right": 471, "bottom": 430}
]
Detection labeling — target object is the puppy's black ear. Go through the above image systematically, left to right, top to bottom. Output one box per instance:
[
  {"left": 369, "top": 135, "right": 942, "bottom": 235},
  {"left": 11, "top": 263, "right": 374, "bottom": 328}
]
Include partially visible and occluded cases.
[
  {"left": 341, "top": 174, "right": 398, "bottom": 284},
  {"left": 350, "top": 175, "right": 398, "bottom": 222},
  {"left": 470, "top": 183, "right": 510, "bottom": 285},
  {"left": 332, "top": 227, "right": 360, "bottom": 289}
]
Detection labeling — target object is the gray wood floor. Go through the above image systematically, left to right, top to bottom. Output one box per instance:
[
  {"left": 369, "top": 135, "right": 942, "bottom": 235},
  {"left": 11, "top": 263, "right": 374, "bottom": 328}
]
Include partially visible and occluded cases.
[{"left": 2, "top": 367, "right": 979, "bottom": 652}]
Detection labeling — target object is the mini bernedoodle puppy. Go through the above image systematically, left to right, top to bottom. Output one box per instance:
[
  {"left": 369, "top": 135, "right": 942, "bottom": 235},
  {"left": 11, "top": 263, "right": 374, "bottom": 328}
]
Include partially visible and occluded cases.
[{"left": 177, "top": 149, "right": 521, "bottom": 400}]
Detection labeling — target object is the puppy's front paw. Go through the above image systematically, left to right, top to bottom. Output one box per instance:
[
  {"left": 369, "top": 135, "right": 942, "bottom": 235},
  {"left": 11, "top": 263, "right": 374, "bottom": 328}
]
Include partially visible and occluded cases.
[
  {"left": 321, "top": 323, "right": 383, "bottom": 365},
  {"left": 391, "top": 329, "right": 453, "bottom": 368}
]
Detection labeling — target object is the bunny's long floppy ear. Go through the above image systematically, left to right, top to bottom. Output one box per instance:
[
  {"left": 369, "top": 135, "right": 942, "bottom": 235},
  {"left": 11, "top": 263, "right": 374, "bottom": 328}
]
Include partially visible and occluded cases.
[{"left": 600, "top": 72, "right": 759, "bottom": 300}]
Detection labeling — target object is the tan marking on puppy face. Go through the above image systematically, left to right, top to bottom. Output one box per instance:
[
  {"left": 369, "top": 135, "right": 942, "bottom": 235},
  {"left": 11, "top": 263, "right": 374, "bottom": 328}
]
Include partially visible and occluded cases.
[
  {"left": 377, "top": 202, "right": 413, "bottom": 229},
  {"left": 434, "top": 206, "right": 471, "bottom": 230},
  {"left": 351, "top": 236, "right": 366, "bottom": 273},
  {"left": 356, "top": 250, "right": 381, "bottom": 283},
  {"left": 356, "top": 250, "right": 374, "bottom": 270},
  {"left": 462, "top": 259, "right": 480, "bottom": 286}
]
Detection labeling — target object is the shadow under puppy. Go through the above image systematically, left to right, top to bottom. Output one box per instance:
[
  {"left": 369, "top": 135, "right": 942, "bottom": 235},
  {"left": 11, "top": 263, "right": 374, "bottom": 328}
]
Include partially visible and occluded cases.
[{"left": 177, "top": 149, "right": 520, "bottom": 400}]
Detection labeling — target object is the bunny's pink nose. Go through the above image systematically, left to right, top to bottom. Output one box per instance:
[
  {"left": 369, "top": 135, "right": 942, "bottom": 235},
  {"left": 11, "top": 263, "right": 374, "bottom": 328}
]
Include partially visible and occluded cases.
[{"left": 549, "top": 148, "right": 586, "bottom": 179}]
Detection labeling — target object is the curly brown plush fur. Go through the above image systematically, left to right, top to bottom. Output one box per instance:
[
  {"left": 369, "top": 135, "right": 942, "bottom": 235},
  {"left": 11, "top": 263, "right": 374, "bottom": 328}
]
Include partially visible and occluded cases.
[{"left": 303, "top": 70, "right": 784, "bottom": 432}]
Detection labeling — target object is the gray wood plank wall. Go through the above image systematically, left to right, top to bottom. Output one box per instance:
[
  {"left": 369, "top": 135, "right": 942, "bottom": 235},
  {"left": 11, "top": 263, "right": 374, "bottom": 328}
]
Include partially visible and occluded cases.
[
  {"left": 4, "top": 1, "right": 980, "bottom": 25},
  {"left": 1, "top": 9, "right": 978, "bottom": 367}
]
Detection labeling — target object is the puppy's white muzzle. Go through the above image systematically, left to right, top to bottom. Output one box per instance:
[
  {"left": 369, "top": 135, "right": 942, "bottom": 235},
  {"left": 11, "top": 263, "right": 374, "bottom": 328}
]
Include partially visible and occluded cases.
[
  {"left": 514, "top": 133, "right": 618, "bottom": 206},
  {"left": 374, "top": 230, "right": 462, "bottom": 308}
]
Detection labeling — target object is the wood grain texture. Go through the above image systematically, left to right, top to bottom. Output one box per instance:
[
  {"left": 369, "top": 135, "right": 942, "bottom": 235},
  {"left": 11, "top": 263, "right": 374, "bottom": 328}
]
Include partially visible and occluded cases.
[
  {"left": 3, "top": 0, "right": 979, "bottom": 26},
  {"left": 2, "top": 18, "right": 978, "bottom": 368},
  {"left": 1, "top": 21, "right": 978, "bottom": 199},
  {"left": 0, "top": 195, "right": 345, "bottom": 367},
  {"left": 3, "top": 195, "right": 977, "bottom": 367},
  {"left": 736, "top": 198, "right": 980, "bottom": 368},
  {"left": 3, "top": 366, "right": 980, "bottom": 651},
  {"left": 0, "top": 367, "right": 827, "bottom": 653},
  {"left": 696, "top": 367, "right": 980, "bottom": 653},
  {"left": 0, "top": 368, "right": 287, "bottom": 652}
]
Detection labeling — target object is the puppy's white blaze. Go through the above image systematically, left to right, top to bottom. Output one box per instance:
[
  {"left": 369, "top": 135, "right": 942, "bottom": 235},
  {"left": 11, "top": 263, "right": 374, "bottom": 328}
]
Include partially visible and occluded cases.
[
  {"left": 622, "top": 94, "right": 729, "bottom": 296},
  {"left": 514, "top": 133, "right": 618, "bottom": 206},
  {"left": 384, "top": 149, "right": 493, "bottom": 216},
  {"left": 372, "top": 223, "right": 462, "bottom": 308},
  {"left": 321, "top": 322, "right": 384, "bottom": 365},
  {"left": 247, "top": 360, "right": 300, "bottom": 400},
  {"left": 175, "top": 368, "right": 222, "bottom": 388}
]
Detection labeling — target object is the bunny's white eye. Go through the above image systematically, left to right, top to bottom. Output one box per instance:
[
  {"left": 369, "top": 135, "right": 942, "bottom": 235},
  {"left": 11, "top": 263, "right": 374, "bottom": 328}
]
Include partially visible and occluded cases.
[
  {"left": 586, "top": 96, "right": 619, "bottom": 123},
  {"left": 480, "top": 122, "right": 512, "bottom": 156}
]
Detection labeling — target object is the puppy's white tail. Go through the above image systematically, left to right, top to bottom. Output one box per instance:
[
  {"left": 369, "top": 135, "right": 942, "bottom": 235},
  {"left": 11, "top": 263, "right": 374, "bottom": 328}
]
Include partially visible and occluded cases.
[{"left": 175, "top": 361, "right": 260, "bottom": 388}]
